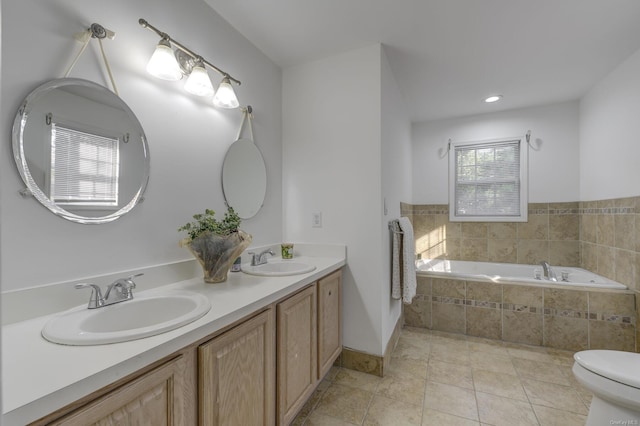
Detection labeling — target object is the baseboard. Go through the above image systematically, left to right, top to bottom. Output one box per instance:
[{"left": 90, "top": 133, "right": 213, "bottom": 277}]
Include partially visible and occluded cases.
[
  {"left": 338, "top": 312, "right": 404, "bottom": 377},
  {"left": 383, "top": 312, "right": 404, "bottom": 375}
]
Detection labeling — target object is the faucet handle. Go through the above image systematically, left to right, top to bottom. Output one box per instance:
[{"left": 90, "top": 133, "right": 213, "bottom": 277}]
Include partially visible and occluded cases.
[
  {"left": 124, "top": 273, "right": 143, "bottom": 286},
  {"left": 75, "top": 283, "right": 104, "bottom": 309}
]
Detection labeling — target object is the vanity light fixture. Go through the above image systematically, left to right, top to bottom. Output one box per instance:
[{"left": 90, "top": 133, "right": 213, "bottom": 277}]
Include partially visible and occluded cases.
[
  {"left": 139, "top": 18, "right": 241, "bottom": 108},
  {"left": 484, "top": 95, "right": 503, "bottom": 103}
]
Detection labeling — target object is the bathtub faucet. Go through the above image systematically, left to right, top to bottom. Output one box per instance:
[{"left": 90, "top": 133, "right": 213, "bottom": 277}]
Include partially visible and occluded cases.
[{"left": 540, "top": 261, "right": 557, "bottom": 282}]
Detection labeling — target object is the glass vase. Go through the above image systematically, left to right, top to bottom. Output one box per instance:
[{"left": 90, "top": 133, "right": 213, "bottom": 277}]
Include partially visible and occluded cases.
[{"left": 180, "top": 229, "right": 252, "bottom": 283}]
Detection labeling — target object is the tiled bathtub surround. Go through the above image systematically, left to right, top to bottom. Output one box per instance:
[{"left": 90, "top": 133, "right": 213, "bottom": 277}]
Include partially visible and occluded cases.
[
  {"left": 402, "top": 196, "right": 640, "bottom": 352},
  {"left": 579, "top": 197, "right": 640, "bottom": 292},
  {"left": 401, "top": 202, "right": 581, "bottom": 267},
  {"left": 404, "top": 277, "right": 636, "bottom": 352}
]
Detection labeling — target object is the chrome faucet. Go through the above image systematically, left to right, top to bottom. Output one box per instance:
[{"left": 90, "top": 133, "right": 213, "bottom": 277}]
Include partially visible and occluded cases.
[
  {"left": 249, "top": 249, "right": 275, "bottom": 266},
  {"left": 539, "top": 261, "right": 557, "bottom": 282},
  {"left": 75, "top": 273, "right": 143, "bottom": 309}
]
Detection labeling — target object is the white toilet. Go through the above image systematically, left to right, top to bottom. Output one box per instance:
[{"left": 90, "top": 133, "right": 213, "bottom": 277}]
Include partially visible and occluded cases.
[{"left": 573, "top": 350, "right": 640, "bottom": 425}]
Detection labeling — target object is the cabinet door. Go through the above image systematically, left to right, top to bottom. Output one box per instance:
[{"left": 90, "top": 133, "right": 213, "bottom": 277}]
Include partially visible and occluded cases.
[
  {"left": 317, "top": 269, "right": 342, "bottom": 379},
  {"left": 277, "top": 285, "right": 317, "bottom": 425},
  {"left": 199, "top": 309, "right": 275, "bottom": 426},
  {"left": 49, "top": 354, "right": 193, "bottom": 426}
]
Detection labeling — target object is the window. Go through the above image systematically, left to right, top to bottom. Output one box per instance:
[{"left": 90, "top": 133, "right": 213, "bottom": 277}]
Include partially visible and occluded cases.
[
  {"left": 50, "top": 123, "right": 120, "bottom": 207},
  {"left": 449, "top": 136, "right": 527, "bottom": 222}
]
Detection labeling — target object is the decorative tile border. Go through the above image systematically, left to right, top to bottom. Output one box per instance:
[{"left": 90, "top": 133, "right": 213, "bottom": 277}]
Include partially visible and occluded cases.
[
  {"left": 405, "top": 203, "right": 585, "bottom": 216},
  {"left": 578, "top": 206, "right": 635, "bottom": 215},
  {"left": 428, "top": 292, "right": 634, "bottom": 324},
  {"left": 502, "top": 303, "right": 540, "bottom": 313}
]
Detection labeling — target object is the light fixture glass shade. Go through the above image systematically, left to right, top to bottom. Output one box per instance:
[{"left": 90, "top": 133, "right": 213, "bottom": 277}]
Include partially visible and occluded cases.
[
  {"left": 146, "top": 39, "right": 182, "bottom": 81},
  {"left": 184, "top": 61, "right": 214, "bottom": 97},
  {"left": 213, "top": 77, "right": 239, "bottom": 108}
]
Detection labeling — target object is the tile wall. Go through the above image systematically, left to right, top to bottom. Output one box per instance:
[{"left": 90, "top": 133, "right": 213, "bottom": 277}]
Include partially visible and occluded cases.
[
  {"left": 401, "top": 195, "right": 640, "bottom": 352},
  {"left": 401, "top": 202, "right": 581, "bottom": 266}
]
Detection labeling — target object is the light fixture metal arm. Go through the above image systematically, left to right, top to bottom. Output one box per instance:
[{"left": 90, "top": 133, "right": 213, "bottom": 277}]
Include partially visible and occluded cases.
[{"left": 138, "top": 18, "right": 241, "bottom": 86}]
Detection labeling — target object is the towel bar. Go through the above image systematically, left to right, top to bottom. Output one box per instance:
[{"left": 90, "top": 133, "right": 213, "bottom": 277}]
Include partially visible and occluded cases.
[{"left": 388, "top": 220, "right": 404, "bottom": 234}]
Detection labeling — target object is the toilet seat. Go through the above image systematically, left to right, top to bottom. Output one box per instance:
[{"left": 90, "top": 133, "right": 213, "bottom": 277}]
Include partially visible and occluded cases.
[{"left": 574, "top": 350, "right": 640, "bottom": 389}]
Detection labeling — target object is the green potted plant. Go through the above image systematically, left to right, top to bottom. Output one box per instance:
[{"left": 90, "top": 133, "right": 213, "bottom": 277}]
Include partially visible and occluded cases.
[{"left": 178, "top": 207, "right": 252, "bottom": 283}]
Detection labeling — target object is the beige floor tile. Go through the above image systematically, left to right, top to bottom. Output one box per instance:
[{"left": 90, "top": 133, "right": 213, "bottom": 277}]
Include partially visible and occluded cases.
[
  {"left": 403, "top": 326, "right": 433, "bottom": 338},
  {"left": 303, "top": 329, "right": 596, "bottom": 426},
  {"left": 399, "top": 329, "right": 433, "bottom": 345},
  {"left": 430, "top": 335, "right": 469, "bottom": 349},
  {"left": 393, "top": 339, "right": 431, "bottom": 361},
  {"left": 467, "top": 339, "right": 510, "bottom": 357},
  {"left": 430, "top": 343, "right": 471, "bottom": 365},
  {"left": 506, "top": 346, "right": 556, "bottom": 363},
  {"left": 546, "top": 348, "right": 577, "bottom": 366},
  {"left": 469, "top": 351, "right": 517, "bottom": 375},
  {"left": 388, "top": 355, "right": 429, "bottom": 379},
  {"left": 512, "top": 358, "right": 571, "bottom": 386},
  {"left": 427, "top": 359, "right": 474, "bottom": 389},
  {"left": 324, "top": 366, "right": 341, "bottom": 381},
  {"left": 334, "top": 368, "right": 383, "bottom": 392},
  {"left": 472, "top": 369, "right": 527, "bottom": 401},
  {"left": 376, "top": 371, "right": 426, "bottom": 406},
  {"left": 522, "top": 379, "right": 589, "bottom": 415},
  {"left": 423, "top": 381, "right": 478, "bottom": 421},
  {"left": 314, "top": 383, "right": 373, "bottom": 424},
  {"left": 295, "top": 386, "right": 327, "bottom": 421},
  {"left": 476, "top": 392, "right": 539, "bottom": 426},
  {"left": 363, "top": 395, "right": 423, "bottom": 426},
  {"left": 532, "top": 404, "right": 588, "bottom": 426},
  {"left": 421, "top": 408, "right": 480, "bottom": 426},
  {"left": 304, "top": 411, "right": 360, "bottom": 425},
  {"left": 291, "top": 416, "right": 306, "bottom": 426}
]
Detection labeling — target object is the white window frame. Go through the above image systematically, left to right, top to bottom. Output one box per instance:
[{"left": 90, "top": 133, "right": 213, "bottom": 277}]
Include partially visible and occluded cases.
[
  {"left": 49, "top": 122, "right": 120, "bottom": 209},
  {"left": 449, "top": 136, "right": 528, "bottom": 222}
]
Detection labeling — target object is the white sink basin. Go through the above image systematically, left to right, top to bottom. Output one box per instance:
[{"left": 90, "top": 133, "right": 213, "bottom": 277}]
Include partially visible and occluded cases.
[
  {"left": 241, "top": 260, "right": 316, "bottom": 277},
  {"left": 42, "top": 291, "right": 211, "bottom": 346}
]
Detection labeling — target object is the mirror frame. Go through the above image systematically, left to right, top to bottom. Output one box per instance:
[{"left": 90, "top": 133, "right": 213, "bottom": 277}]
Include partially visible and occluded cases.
[{"left": 12, "top": 78, "right": 150, "bottom": 224}]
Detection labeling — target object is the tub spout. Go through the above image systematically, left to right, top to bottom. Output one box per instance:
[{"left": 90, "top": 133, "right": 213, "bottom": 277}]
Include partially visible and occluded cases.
[{"left": 540, "top": 261, "right": 557, "bottom": 281}]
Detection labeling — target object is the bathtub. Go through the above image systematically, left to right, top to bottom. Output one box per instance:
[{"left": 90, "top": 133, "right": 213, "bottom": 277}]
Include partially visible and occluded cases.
[{"left": 416, "top": 258, "right": 627, "bottom": 290}]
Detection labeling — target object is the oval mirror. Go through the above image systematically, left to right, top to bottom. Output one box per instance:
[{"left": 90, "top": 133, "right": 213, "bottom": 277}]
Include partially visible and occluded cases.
[
  {"left": 12, "top": 78, "right": 150, "bottom": 224},
  {"left": 222, "top": 138, "right": 266, "bottom": 219}
]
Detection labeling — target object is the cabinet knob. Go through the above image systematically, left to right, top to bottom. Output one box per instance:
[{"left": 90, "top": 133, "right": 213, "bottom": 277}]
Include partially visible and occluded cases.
[{"left": 328, "top": 291, "right": 332, "bottom": 296}]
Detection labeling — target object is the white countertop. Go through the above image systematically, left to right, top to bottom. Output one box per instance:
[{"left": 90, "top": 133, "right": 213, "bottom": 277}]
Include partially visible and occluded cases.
[{"left": 2, "top": 245, "right": 346, "bottom": 425}]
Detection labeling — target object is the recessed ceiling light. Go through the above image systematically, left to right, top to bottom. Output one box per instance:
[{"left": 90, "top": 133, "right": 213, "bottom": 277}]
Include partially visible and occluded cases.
[{"left": 484, "top": 95, "right": 503, "bottom": 103}]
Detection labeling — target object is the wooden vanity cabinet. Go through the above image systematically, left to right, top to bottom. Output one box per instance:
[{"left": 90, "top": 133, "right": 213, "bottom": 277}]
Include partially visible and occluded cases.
[
  {"left": 277, "top": 269, "right": 343, "bottom": 425},
  {"left": 317, "top": 270, "right": 342, "bottom": 379},
  {"left": 276, "top": 285, "right": 318, "bottom": 425},
  {"left": 198, "top": 308, "right": 275, "bottom": 426},
  {"left": 44, "top": 352, "right": 195, "bottom": 426}
]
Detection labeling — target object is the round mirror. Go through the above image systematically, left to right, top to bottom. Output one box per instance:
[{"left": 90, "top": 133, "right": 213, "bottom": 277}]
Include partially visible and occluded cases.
[
  {"left": 12, "top": 78, "right": 150, "bottom": 224},
  {"left": 222, "top": 138, "right": 266, "bottom": 219}
]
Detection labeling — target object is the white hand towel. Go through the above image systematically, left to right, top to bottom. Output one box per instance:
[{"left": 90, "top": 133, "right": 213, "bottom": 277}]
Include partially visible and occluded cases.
[
  {"left": 398, "top": 217, "right": 417, "bottom": 304},
  {"left": 391, "top": 221, "right": 402, "bottom": 300}
]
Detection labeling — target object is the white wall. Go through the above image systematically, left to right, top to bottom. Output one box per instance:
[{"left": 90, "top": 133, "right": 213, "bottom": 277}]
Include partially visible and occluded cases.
[
  {"left": 0, "top": 0, "right": 282, "bottom": 292},
  {"left": 283, "top": 45, "right": 388, "bottom": 356},
  {"left": 380, "top": 47, "right": 411, "bottom": 348},
  {"left": 580, "top": 47, "right": 640, "bottom": 201},
  {"left": 412, "top": 101, "right": 580, "bottom": 204}
]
